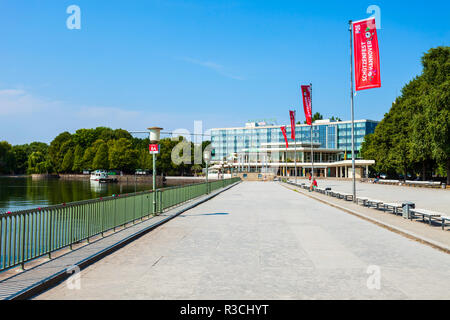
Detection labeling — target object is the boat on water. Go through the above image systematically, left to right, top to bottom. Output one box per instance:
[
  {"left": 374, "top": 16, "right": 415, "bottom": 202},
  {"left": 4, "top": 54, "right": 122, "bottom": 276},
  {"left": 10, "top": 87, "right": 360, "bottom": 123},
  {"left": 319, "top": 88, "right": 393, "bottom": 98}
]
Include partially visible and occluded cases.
[{"left": 90, "top": 170, "right": 118, "bottom": 183}]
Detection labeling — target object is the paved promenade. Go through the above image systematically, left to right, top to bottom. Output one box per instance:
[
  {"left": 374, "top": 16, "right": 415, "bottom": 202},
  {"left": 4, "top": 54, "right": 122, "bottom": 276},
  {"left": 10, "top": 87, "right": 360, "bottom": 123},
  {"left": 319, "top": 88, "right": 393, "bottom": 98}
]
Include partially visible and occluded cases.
[
  {"left": 291, "top": 178, "right": 450, "bottom": 214},
  {"left": 36, "top": 182, "right": 450, "bottom": 300}
]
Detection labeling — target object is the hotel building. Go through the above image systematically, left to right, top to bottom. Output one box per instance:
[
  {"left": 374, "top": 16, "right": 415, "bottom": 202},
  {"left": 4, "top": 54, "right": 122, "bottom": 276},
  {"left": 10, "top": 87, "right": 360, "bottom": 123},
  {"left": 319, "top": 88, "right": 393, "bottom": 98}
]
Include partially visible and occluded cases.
[{"left": 210, "top": 119, "right": 379, "bottom": 178}]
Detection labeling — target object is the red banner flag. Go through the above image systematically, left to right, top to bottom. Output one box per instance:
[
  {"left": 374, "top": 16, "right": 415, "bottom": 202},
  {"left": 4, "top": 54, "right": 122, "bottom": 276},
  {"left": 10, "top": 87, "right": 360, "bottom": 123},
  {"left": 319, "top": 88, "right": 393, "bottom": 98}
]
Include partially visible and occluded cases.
[
  {"left": 353, "top": 17, "right": 381, "bottom": 91},
  {"left": 301, "top": 85, "right": 312, "bottom": 125},
  {"left": 289, "top": 110, "right": 296, "bottom": 140},
  {"left": 280, "top": 126, "right": 289, "bottom": 148}
]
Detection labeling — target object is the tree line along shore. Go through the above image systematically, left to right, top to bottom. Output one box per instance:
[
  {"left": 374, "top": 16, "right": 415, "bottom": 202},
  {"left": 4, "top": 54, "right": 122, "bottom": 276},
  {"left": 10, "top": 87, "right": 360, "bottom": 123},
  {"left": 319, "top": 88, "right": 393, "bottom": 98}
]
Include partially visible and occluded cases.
[{"left": 0, "top": 127, "right": 208, "bottom": 177}]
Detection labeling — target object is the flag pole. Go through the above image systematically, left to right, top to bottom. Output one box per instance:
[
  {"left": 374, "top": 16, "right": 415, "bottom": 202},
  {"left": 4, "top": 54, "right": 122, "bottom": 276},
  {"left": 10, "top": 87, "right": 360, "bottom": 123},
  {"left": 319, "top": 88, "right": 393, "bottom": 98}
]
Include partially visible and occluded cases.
[
  {"left": 349, "top": 20, "right": 356, "bottom": 203},
  {"left": 310, "top": 83, "right": 314, "bottom": 180},
  {"left": 294, "top": 110, "right": 297, "bottom": 184},
  {"left": 285, "top": 144, "right": 288, "bottom": 178}
]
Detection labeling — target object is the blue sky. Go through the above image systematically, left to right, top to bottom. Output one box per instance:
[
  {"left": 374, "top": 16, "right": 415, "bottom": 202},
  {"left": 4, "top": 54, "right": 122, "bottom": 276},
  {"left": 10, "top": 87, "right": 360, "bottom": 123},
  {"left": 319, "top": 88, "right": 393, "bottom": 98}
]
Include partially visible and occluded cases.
[{"left": 0, "top": 0, "right": 449, "bottom": 144}]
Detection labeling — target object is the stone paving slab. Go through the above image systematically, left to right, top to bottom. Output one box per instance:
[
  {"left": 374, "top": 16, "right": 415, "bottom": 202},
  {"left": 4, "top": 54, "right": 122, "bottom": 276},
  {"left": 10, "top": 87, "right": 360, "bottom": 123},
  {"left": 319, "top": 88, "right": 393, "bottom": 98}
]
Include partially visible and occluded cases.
[
  {"left": 0, "top": 182, "right": 239, "bottom": 300},
  {"left": 36, "top": 182, "right": 450, "bottom": 300}
]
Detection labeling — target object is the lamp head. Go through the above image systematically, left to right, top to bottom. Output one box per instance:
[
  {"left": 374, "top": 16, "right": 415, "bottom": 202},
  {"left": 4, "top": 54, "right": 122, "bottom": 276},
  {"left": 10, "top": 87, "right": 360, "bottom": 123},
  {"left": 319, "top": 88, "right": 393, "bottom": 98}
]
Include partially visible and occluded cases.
[
  {"left": 147, "top": 127, "right": 163, "bottom": 143},
  {"left": 203, "top": 150, "right": 211, "bottom": 163}
]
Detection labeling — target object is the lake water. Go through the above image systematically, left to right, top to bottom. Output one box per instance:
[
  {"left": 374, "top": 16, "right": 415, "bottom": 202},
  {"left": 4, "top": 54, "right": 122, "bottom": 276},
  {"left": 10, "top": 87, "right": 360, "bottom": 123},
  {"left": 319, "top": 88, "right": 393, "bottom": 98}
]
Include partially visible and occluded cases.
[{"left": 0, "top": 176, "right": 158, "bottom": 213}]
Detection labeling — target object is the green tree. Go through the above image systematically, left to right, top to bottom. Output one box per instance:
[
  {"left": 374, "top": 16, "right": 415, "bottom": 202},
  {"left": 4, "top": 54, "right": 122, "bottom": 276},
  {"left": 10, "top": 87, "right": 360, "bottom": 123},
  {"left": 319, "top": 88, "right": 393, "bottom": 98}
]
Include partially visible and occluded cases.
[
  {"left": 361, "top": 46, "right": 449, "bottom": 182},
  {"left": 422, "top": 47, "right": 450, "bottom": 184},
  {"left": 330, "top": 116, "right": 342, "bottom": 122},
  {"left": 48, "top": 132, "right": 72, "bottom": 171},
  {"left": 108, "top": 138, "right": 138, "bottom": 173},
  {"left": 0, "top": 141, "right": 15, "bottom": 174},
  {"left": 92, "top": 143, "right": 109, "bottom": 170},
  {"left": 11, "top": 145, "right": 29, "bottom": 174},
  {"left": 72, "top": 145, "right": 85, "bottom": 173},
  {"left": 82, "top": 147, "right": 96, "bottom": 170},
  {"left": 61, "top": 149, "right": 74, "bottom": 173},
  {"left": 137, "top": 149, "right": 153, "bottom": 170},
  {"left": 27, "top": 151, "right": 51, "bottom": 174},
  {"left": 191, "top": 164, "right": 202, "bottom": 176}
]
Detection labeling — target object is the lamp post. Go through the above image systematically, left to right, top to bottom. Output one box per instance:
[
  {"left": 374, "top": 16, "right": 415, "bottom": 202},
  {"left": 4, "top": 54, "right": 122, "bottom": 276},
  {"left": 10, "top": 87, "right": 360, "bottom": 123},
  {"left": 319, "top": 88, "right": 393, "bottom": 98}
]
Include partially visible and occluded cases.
[
  {"left": 148, "top": 127, "right": 163, "bottom": 213},
  {"left": 204, "top": 149, "right": 211, "bottom": 194},
  {"left": 228, "top": 154, "right": 235, "bottom": 177}
]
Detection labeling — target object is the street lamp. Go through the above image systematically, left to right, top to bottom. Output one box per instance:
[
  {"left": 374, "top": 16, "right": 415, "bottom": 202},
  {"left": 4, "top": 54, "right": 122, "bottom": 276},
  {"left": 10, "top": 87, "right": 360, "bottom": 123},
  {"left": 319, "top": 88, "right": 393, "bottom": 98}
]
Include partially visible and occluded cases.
[
  {"left": 148, "top": 127, "right": 163, "bottom": 213},
  {"left": 204, "top": 149, "right": 211, "bottom": 194},
  {"left": 228, "top": 154, "right": 236, "bottom": 177}
]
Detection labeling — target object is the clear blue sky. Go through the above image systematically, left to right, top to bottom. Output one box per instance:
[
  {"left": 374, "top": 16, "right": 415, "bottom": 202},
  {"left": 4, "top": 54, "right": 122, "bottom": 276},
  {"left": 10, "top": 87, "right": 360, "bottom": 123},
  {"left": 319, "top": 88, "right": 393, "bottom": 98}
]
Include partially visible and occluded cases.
[{"left": 0, "top": 0, "right": 449, "bottom": 144}]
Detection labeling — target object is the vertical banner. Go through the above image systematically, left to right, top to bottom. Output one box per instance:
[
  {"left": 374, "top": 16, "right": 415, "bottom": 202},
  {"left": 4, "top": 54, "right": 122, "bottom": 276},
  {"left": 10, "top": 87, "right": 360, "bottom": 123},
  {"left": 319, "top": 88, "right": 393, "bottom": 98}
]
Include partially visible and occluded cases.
[
  {"left": 353, "top": 17, "right": 381, "bottom": 91},
  {"left": 301, "top": 85, "right": 312, "bottom": 125},
  {"left": 289, "top": 111, "right": 296, "bottom": 140},
  {"left": 280, "top": 126, "right": 289, "bottom": 148}
]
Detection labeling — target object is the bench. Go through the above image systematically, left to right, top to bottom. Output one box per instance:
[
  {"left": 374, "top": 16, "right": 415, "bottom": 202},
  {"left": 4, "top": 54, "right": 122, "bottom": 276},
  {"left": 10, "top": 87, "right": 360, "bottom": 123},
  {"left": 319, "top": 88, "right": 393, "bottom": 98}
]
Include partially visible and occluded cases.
[
  {"left": 376, "top": 180, "right": 398, "bottom": 185},
  {"left": 403, "top": 181, "right": 442, "bottom": 188},
  {"left": 315, "top": 188, "right": 326, "bottom": 194},
  {"left": 330, "top": 191, "right": 340, "bottom": 198},
  {"left": 338, "top": 193, "right": 354, "bottom": 201},
  {"left": 356, "top": 197, "right": 369, "bottom": 206},
  {"left": 366, "top": 199, "right": 384, "bottom": 209},
  {"left": 383, "top": 203, "right": 403, "bottom": 215},
  {"left": 410, "top": 208, "right": 441, "bottom": 225},
  {"left": 440, "top": 215, "right": 450, "bottom": 230}
]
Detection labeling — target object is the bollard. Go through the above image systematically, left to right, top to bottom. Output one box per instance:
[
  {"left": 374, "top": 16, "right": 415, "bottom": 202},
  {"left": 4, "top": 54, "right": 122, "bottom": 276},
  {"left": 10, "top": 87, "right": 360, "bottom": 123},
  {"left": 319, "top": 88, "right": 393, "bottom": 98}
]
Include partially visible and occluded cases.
[{"left": 402, "top": 201, "right": 415, "bottom": 220}]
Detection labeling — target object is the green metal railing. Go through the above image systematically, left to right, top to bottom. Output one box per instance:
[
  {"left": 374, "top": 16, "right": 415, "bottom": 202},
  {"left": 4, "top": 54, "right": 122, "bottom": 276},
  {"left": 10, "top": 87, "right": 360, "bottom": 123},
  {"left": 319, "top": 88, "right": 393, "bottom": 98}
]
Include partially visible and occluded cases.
[{"left": 0, "top": 177, "right": 240, "bottom": 272}]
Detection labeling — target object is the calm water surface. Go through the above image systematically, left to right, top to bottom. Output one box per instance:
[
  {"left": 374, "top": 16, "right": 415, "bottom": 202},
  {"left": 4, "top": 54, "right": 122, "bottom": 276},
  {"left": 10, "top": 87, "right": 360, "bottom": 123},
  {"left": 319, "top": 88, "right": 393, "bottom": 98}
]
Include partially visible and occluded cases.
[{"left": 0, "top": 177, "right": 160, "bottom": 213}]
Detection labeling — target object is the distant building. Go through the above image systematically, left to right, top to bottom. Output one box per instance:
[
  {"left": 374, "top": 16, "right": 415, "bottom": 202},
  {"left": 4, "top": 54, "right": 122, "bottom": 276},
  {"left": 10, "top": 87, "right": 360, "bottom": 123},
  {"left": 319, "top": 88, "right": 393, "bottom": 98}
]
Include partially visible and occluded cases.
[{"left": 210, "top": 119, "right": 379, "bottom": 178}]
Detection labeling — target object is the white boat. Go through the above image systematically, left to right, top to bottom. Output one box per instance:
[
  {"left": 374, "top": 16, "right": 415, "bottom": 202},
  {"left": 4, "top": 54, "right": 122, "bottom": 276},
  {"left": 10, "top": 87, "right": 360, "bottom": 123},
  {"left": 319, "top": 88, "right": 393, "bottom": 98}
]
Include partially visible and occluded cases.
[{"left": 90, "top": 170, "right": 117, "bottom": 183}]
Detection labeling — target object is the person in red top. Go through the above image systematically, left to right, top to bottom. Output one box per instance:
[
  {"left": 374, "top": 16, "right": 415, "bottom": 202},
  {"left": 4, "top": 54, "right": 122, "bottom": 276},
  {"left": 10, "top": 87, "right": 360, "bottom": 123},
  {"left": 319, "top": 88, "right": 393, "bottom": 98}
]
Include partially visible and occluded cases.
[{"left": 309, "top": 178, "right": 318, "bottom": 192}]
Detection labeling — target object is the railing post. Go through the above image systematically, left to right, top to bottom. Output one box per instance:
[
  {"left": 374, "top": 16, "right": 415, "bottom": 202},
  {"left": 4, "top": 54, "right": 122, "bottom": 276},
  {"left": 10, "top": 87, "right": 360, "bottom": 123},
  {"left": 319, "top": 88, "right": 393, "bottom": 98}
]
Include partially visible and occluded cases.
[
  {"left": 141, "top": 191, "right": 144, "bottom": 221},
  {"left": 114, "top": 196, "right": 117, "bottom": 232},
  {"left": 101, "top": 200, "right": 105, "bottom": 237},
  {"left": 87, "top": 204, "right": 91, "bottom": 244},
  {"left": 70, "top": 206, "right": 74, "bottom": 249},
  {"left": 48, "top": 210, "right": 52, "bottom": 260},
  {"left": 21, "top": 214, "right": 26, "bottom": 270}
]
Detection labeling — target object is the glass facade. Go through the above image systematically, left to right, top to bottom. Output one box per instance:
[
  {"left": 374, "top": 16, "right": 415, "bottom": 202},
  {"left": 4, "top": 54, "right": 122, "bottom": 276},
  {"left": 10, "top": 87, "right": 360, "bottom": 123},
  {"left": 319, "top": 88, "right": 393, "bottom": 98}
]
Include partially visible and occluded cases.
[{"left": 211, "top": 120, "right": 378, "bottom": 161}]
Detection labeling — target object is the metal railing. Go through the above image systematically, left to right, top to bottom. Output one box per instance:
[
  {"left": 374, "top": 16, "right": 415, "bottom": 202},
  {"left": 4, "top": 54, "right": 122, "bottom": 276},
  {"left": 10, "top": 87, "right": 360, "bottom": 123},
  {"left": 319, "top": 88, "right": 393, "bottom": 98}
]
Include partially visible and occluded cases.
[{"left": 0, "top": 177, "right": 240, "bottom": 272}]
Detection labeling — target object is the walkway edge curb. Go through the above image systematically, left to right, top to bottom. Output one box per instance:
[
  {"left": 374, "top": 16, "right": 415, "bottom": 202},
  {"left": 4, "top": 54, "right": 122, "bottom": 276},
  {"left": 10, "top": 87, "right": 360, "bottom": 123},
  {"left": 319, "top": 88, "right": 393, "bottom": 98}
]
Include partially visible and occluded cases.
[
  {"left": 8, "top": 181, "right": 241, "bottom": 300},
  {"left": 280, "top": 182, "right": 450, "bottom": 255}
]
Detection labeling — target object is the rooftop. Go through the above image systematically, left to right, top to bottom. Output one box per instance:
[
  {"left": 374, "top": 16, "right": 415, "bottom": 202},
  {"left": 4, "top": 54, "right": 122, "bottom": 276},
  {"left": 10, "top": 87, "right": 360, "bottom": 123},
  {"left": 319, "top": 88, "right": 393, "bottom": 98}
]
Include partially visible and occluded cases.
[{"left": 211, "top": 119, "right": 379, "bottom": 131}]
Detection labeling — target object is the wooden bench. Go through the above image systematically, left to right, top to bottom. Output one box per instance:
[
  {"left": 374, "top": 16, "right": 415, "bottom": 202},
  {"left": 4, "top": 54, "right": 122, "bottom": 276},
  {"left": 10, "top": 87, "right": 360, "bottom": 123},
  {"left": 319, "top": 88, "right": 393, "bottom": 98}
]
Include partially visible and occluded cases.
[
  {"left": 383, "top": 203, "right": 403, "bottom": 215},
  {"left": 410, "top": 208, "right": 441, "bottom": 225}
]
